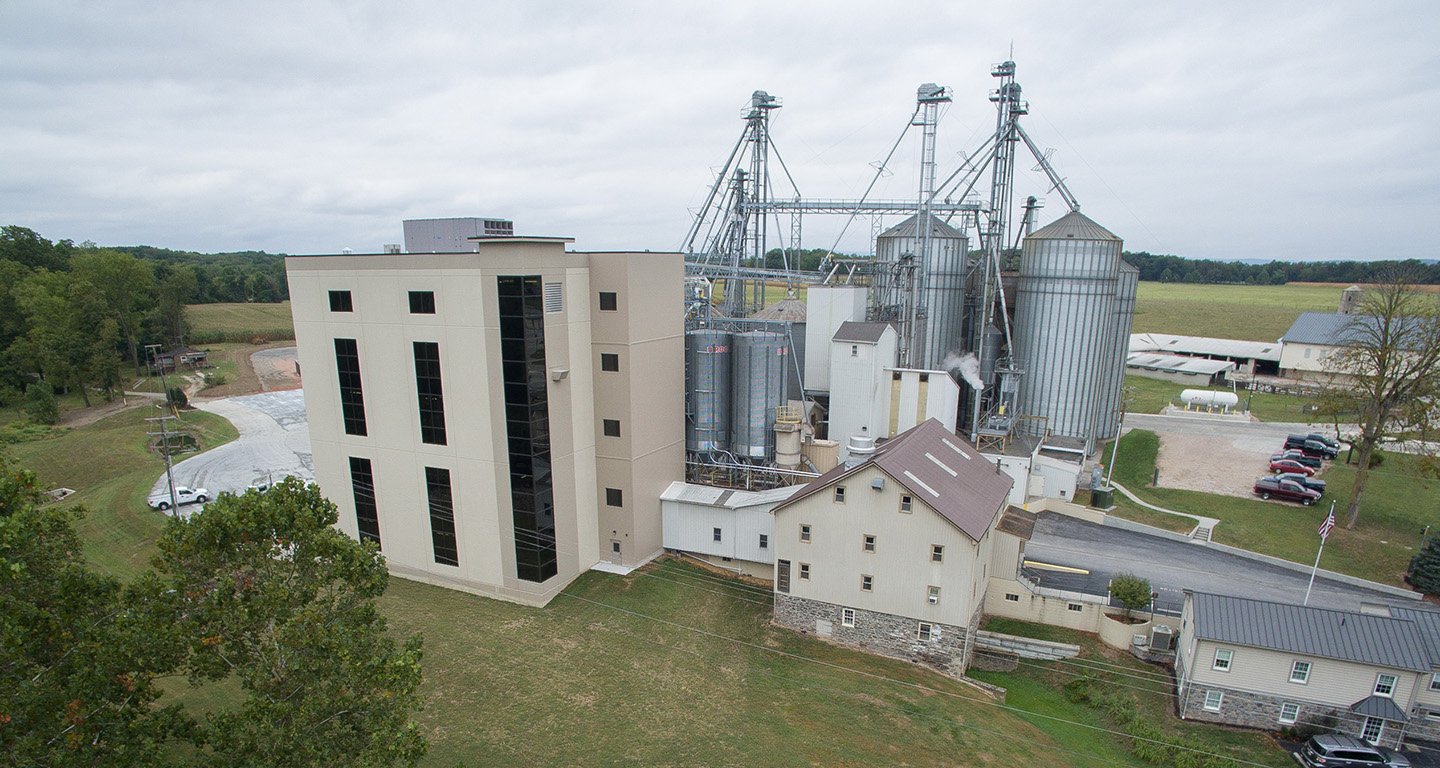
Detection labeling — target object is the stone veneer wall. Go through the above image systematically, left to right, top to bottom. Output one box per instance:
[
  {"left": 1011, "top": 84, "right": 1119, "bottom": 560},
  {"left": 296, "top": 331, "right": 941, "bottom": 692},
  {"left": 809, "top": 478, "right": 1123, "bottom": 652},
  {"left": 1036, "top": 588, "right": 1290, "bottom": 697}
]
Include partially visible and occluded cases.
[
  {"left": 774, "top": 593, "right": 971, "bottom": 676},
  {"left": 1180, "top": 685, "right": 1405, "bottom": 750}
]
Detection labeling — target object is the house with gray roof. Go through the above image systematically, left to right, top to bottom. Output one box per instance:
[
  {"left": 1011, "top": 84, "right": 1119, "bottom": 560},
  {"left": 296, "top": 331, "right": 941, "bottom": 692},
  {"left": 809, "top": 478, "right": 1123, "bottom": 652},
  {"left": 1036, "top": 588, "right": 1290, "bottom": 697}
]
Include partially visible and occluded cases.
[
  {"left": 1278, "top": 312, "right": 1369, "bottom": 382},
  {"left": 769, "top": 419, "right": 1030, "bottom": 676},
  {"left": 1176, "top": 591, "right": 1440, "bottom": 748}
]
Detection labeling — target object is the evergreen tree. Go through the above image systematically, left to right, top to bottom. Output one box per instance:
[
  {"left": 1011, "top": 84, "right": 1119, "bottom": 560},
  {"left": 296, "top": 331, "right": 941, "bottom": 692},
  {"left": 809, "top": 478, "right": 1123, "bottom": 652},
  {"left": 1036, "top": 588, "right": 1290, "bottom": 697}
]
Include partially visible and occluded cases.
[{"left": 1410, "top": 536, "right": 1440, "bottom": 595}]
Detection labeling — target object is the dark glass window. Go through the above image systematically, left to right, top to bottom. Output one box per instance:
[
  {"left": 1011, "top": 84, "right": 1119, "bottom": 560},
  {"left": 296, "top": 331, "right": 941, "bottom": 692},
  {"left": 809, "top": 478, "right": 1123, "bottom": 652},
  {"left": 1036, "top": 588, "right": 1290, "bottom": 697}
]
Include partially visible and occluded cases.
[
  {"left": 498, "top": 275, "right": 557, "bottom": 583},
  {"left": 329, "top": 290, "right": 353, "bottom": 312},
  {"left": 409, "top": 290, "right": 436, "bottom": 314},
  {"left": 598, "top": 291, "right": 617, "bottom": 311},
  {"left": 333, "top": 338, "right": 367, "bottom": 436},
  {"left": 413, "top": 341, "right": 447, "bottom": 445},
  {"left": 600, "top": 353, "right": 619, "bottom": 372},
  {"left": 603, "top": 419, "right": 621, "bottom": 437},
  {"left": 348, "top": 457, "right": 380, "bottom": 548},
  {"left": 425, "top": 467, "right": 458, "bottom": 566},
  {"left": 605, "top": 488, "right": 623, "bottom": 507},
  {"left": 713, "top": 527, "right": 722, "bottom": 542},
  {"left": 759, "top": 534, "right": 768, "bottom": 549}
]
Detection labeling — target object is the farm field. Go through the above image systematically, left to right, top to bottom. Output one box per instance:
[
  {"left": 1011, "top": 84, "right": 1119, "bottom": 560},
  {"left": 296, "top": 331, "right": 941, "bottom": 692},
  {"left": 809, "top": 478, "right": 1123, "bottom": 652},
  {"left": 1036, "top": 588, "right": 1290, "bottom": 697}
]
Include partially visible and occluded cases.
[
  {"left": 1132, "top": 281, "right": 1341, "bottom": 341},
  {"left": 187, "top": 301, "right": 294, "bottom": 343}
]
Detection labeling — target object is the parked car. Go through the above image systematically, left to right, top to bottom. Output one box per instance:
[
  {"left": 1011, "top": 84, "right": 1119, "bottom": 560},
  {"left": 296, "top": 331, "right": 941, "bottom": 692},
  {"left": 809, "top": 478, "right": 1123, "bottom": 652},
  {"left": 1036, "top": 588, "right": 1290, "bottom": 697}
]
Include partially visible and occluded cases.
[
  {"left": 1288, "top": 432, "right": 1343, "bottom": 451},
  {"left": 1271, "top": 450, "right": 1322, "bottom": 469},
  {"left": 1269, "top": 458, "right": 1316, "bottom": 476},
  {"left": 1276, "top": 472, "right": 1326, "bottom": 495},
  {"left": 1253, "top": 476, "right": 1321, "bottom": 505},
  {"left": 147, "top": 485, "right": 210, "bottom": 510},
  {"left": 1296, "top": 734, "right": 1409, "bottom": 767}
]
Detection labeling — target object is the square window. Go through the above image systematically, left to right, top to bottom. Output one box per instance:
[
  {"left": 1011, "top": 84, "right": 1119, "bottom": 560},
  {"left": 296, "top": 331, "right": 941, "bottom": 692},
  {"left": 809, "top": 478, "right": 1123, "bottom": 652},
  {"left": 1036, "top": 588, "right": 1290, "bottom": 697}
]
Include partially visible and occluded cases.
[
  {"left": 328, "top": 290, "right": 353, "bottom": 312},
  {"left": 408, "top": 290, "right": 436, "bottom": 314},
  {"left": 598, "top": 291, "right": 618, "bottom": 311},
  {"left": 600, "top": 353, "right": 619, "bottom": 372},
  {"left": 603, "top": 419, "right": 621, "bottom": 437},
  {"left": 833, "top": 486, "right": 846, "bottom": 504},
  {"left": 605, "top": 488, "right": 623, "bottom": 507},
  {"left": 900, "top": 495, "right": 913, "bottom": 513},
  {"left": 800, "top": 524, "right": 811, "bottom": 542},
  {"left": 713, "top": 527, "right": 722, "bottom": 542},
  {"left": 759, "top": 534, "right": 768, "bottom": 549},
  {"left": 863, "top": 534, "right": 876, "bottom": 552},
  {"left": 931, "top": 544, "right": 944, "bottom": 562},
  {"left": 799, "top": 563, "right": 810, "bottom": 580},
  {"left": 861, "top": 574, "right": 873, "bottom": 592},
  {"left": 927, "top": 586, "right": 941, "bottom": 605},
  {"left": 1004, "top": 593, "right": 1020, "bottom": 602},
  {"left": 1067, "top": 603, "right": 1084, "bottom": 613},
  {"left": 841, "top": 608, "right": 855, "bottom": 627},
  {"left": 918, "top": 622, "right": 933, "bottom": 641},
  {"left": 1212, "top": 649, "right": 1233, "bottom": 672},
  {"left": 1289, "top": 661, "right": 1311, "bottom": 684},
  {"left": 1375, "top": 673, "right": 1397, "bottom": 697},
  {"left": 1431, "top": 673, "right": 1440, "bottom": 692},
  {"left": 1203, "top": 690, "right": 1223, "bottom": 712},
  {"left": 1279, "top": 703, "right": 1299, "bottom": 725}
]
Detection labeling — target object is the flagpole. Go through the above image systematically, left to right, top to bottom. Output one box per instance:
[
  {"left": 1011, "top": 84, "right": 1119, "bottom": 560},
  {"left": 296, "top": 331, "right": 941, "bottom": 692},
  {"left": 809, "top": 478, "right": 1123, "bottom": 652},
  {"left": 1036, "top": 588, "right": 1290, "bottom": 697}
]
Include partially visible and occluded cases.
[{"left": 1304, "top": 500, "right": 1336, "bottom": 607}]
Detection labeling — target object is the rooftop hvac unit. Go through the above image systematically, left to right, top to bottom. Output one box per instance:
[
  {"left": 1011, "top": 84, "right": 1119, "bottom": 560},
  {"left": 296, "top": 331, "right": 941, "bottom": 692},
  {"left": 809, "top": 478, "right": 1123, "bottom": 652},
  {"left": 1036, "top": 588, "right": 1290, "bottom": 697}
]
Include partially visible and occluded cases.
[{"left": 1150, "top": 624, "right": 1174, "bottom": 651}]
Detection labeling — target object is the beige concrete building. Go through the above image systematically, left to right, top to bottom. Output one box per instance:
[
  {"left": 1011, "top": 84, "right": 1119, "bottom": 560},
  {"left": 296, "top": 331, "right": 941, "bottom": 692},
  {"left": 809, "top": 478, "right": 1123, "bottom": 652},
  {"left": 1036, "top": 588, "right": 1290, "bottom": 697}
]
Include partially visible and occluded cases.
[{"left": 287, "top": 238, "right": 683, "bottom": 606}]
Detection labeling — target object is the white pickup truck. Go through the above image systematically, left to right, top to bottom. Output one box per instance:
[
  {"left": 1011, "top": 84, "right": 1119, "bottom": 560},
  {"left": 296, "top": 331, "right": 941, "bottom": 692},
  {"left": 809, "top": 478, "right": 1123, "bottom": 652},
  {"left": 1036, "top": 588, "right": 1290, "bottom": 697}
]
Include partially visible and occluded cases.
[{"left": 147, "top": 485, "right": 210, "bottom": 511}]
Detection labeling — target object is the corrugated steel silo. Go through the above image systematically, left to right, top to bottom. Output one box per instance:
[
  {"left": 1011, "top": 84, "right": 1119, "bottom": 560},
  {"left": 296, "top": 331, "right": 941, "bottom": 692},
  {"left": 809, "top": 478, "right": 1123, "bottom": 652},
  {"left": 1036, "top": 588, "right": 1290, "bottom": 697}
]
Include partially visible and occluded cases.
[
  {"left": 1012, "top": 212, "right": 1123, "bottom": 449},
  {"left": 874, "top": 214, "right": 968, "bottom": 369},
  {"left": 1095, "top": 261, "right": 1139, "bottom": 440},
  {"left": 685, "top": 329, "right": 732, "bottom": 452},
  {"left": 730, "top": 331, "right": 790, "bottom": 458}
]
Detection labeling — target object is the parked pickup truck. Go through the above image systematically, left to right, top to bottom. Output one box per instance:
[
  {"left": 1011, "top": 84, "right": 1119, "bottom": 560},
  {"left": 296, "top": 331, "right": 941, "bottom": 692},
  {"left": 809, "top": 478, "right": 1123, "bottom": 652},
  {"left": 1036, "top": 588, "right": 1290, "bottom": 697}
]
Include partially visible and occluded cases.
[
  {"left": 1284, "top": 434, "right": 1341, "bottom": 458},
  {"left": 1275, "top": 472, "right": 1326, "bottom": 496},
  {"left": 1253, "top": 476, "right": 1321, "bottom": 505},
  {"left": 147, "top": 485, "right": 210, "bottom": 511}
]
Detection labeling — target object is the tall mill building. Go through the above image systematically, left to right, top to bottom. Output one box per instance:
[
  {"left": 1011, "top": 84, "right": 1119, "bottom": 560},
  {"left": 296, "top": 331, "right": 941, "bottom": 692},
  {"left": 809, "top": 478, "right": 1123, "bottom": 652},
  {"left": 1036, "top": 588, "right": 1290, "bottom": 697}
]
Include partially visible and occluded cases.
[{"left": 287, "top": 238, "right": 683, "bottom": 605}]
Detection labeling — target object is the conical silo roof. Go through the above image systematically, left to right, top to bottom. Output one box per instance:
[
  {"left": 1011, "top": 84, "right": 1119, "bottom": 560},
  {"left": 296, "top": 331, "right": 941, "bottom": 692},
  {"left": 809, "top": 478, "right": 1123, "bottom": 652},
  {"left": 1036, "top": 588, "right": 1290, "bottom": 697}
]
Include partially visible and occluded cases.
[
  {"left": 1027, "top": 211, "right": 1120, "bottom": 242},
  {"left": 877, "top": 213, "right": 965, "bottom": 240}
]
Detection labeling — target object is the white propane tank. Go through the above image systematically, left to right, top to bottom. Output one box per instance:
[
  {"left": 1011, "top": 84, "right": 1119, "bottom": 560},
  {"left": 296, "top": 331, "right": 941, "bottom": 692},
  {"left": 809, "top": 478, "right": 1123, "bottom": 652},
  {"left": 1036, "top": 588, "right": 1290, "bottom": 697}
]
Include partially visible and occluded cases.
[{"left": 1180, "top": 389, "right": 1239, "bottom": 412}]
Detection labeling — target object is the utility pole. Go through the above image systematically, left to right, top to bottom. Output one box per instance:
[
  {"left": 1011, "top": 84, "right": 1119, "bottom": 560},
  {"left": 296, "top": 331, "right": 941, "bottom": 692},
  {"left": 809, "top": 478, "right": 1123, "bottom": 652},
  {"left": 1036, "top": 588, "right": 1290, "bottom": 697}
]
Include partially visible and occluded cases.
[
  {"left": 144, "top": 343, "right": 173, "bottom": 414},
  {"left": 146, "top": 412, "right": 180, "bottom": 514}
]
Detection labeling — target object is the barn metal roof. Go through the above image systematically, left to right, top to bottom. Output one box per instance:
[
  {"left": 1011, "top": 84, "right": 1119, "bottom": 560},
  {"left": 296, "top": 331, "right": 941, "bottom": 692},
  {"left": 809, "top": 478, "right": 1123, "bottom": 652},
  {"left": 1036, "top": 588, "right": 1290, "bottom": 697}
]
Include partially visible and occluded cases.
[
  {"left": 1026, "top": 211, "right": 1121, "bottom": 242},
  {"left": 1281, "top": 312, "right": 1366, "bottom": 346},
  {"left": 832, "top": 321, "right": 893, "bottom": 344},
  {"left": 1129, "top": 333, "right": 1282, "bottom": 362},
  {"left": 1125, "top": 352, "right": 1236, "bottom": 375},
  {"left": 659, "top": 481, "right": 804, "bottom": 510},
  {"left": 1189, "top": 592, "right": 1431, "bottom": 672}
]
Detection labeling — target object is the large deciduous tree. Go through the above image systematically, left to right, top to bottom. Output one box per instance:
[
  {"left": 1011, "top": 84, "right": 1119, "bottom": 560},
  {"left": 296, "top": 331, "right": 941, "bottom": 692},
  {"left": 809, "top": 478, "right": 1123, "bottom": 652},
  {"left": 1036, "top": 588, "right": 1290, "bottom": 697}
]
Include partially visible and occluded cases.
[
  {"left": 71, "top": 249, "right": 155, "bottom": 375},
  {"left": 1324, "top": 275, "right": 1440, "bottom": 529}
]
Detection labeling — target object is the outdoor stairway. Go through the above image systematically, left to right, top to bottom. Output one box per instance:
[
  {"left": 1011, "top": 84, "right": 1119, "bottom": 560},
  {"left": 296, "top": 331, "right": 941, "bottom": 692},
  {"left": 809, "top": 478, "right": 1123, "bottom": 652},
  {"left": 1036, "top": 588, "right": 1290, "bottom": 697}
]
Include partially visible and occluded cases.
[{"left": 1190, "top": 524, "right": 1213, "bottom": 542}]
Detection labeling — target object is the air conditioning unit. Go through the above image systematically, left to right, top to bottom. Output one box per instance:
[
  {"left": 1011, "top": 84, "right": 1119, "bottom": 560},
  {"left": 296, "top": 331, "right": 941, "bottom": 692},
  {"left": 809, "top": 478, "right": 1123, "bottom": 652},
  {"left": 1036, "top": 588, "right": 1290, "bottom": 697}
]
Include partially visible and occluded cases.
[
  {"left": 928, "top": 594, "right": 939, "bottom": 605},
  {"left": 1150, "top": 625, "right": 1175, "bottom": 651}
]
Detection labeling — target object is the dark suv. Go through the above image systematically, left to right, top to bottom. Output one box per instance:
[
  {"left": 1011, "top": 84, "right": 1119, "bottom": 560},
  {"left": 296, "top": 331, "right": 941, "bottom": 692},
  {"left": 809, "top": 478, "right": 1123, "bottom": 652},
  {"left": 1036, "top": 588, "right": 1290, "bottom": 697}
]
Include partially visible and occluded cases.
[{"left": 1296, "top": 734, "right": 1409, "bottom": 767}]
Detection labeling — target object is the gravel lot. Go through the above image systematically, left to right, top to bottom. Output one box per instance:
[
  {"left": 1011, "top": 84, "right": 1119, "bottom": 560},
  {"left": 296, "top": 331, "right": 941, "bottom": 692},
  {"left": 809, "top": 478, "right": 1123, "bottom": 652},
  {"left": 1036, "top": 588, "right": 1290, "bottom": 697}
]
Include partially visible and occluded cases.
[{"left": 1131, "top": 413, "right": 1336, "bottom": 502}]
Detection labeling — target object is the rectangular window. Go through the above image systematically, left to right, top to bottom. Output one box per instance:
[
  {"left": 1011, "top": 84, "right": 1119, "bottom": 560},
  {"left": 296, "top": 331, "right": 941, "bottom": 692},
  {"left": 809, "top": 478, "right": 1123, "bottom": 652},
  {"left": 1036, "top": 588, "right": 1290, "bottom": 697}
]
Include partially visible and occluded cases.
[
  {"left": 498, "top": 275, "right": 556, "bottom": 583},
  {"left": 328, "top": 290, "right": 353, "bottom": 312},
  {"left": 408, "top": 290, "right": 436, "bottom": 314},
  {"left": 598, "top": 291, "right": 617, "bottom": 311},
  {"left": 334, "top": 338, "right": 368, "bottom": 436},
  {"left": 412, "top": 341, "right": 447, "bottom": 445},
  {"left": 850, "top": 345, "right": 858, "bottom": 357},
  {"left": 600, "top": 353, "right": 619, "bottom": 372},
  {"left": 603, "top": 419, "right": 621, "bottom": 437},
  {"left": 348, "top": 457, "right": 380, "bottom": 548},
  {"left": 425, "top": 467, "right": 458, "bottom": 566},
  {"left": 833, "top": 486, "right": 846, "bottom": 504},
  {"left": 605, "top": 488, "right": 623, "bottom": 507},
  {"left": 900, "top": 495, "right": 912, "bottom": 513},
  {"left": 800, "top": 524, "right": 811, "bottom": 542},
  {"left": 713, "top": 527, "right": 722, "bottom": 543},
  {"left": 759, "top": 534, "right": 768, "bottom": 549},
  {"left": 862, "top": 534, "right": 876, "bottom": 552},
  {"left": 611, "top": 540, "right": 621, "bottom": 554},
  {"left": 931, "top": 544, "right": 944, "bottom": 562},
  {"left": 776, "top": 559, "right": 790, "bottom": 593},
  {"left": 799, "top": 563, "right": 810, "bottom": 580},
  {"left": 861, "top": 574, "right": 873, "bottom": 592},
  {"left": 927, "top": 586, "right": 941, "bottom": 605},
  {"left": 1004, "top": 593, "right": 1020, "bottom": 602},
  {"left": 1067, "top": 603, "right": 1084, "bottom": 613},
  {"left": 841, "top": 608, "right": 855, "bottom": 627},
  {"left": 918, "top": 622, "right": 934, "bottom": 641},
  {"left": 1212, "top": 649, "right": 1233, "bottom": 672},
  {"left": 1289, "top": 661, "right": 1311, "bottom": 684},
  {"left": 1375, "top": 673, "right": 1397, "bottom": 697},
  {"left": 1431, "top": 673, "right": 1440, "bottom": 691},
  {"left": 1203, "top": 690, "right": 1224, "bottom": 712},
  {"left": 1278, "top": 703, "right": 1299, "bottom": 725},
  {"left": 1362, "top": 716, "right": 1384, "bottom": 745}
]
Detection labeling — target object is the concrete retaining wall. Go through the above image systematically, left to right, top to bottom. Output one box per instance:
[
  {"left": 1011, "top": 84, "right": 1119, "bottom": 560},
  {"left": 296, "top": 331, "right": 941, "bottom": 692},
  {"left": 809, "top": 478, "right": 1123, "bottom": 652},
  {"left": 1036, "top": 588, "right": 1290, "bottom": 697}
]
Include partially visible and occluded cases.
[{"left": 975, "top": 630, "right": 1080, "bottom": 660}]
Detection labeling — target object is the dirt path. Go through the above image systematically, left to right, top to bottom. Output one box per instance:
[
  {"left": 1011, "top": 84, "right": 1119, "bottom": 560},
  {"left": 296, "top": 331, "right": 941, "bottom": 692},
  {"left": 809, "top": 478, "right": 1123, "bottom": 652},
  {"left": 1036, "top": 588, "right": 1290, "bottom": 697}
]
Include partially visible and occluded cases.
[
  {"left": 194, "top": 342, "right": 296, "bottom": 399},
  {"left": 57, "top": 391, "right": 164, "bottom": 429}
]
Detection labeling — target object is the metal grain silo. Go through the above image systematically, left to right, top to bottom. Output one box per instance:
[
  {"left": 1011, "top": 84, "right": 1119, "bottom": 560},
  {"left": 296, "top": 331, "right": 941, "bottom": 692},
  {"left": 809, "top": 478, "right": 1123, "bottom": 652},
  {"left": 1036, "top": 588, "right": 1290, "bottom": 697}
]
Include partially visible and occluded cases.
[
  {"left": 1012, "top": 212, "right": 1123, "bottom": 450},
  {"left": 874, "top": 214, "right": 968, "bottom": 369},
  {"left": 1095, "top": 261, "right": 1138, "bottom": 441},
  {"left": 685, "top": 329, "right": 732, "bottom": 453},
  {"left": 730, "top": 331, "right": 790, "bottom": 458}
]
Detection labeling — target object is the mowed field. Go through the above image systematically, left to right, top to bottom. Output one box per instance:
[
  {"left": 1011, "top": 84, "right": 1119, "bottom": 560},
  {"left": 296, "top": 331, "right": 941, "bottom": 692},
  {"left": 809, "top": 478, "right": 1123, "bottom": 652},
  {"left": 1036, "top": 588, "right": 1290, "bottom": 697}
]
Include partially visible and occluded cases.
[{"left": 1132, "top": 282, "right": 1342, "bottom": 341}]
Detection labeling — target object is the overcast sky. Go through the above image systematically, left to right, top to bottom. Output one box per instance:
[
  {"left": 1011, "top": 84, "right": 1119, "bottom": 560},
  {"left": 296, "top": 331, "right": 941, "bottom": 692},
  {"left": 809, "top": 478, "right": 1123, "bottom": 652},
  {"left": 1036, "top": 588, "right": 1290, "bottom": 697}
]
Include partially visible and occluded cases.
[{"left": 2, "top": 2, "right": 1437, "bottom": 261}]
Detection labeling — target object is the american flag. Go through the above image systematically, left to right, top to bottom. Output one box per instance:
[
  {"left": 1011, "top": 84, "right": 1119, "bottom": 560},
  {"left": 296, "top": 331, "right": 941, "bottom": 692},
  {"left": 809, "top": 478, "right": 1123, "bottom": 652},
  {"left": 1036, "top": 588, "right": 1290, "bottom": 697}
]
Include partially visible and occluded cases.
[{"left": 1318, "top": 509, "right": 1336, "bottom": 540}]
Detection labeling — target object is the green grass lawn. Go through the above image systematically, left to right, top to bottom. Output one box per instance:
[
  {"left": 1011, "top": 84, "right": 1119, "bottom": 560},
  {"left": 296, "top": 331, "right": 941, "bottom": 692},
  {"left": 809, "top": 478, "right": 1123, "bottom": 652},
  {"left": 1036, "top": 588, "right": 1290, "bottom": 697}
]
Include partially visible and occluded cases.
[
  {"left": 1133, "top": 282, "right": 1342, "bottom": 342},
  {"left": 187, "top": 301, "right": 294, "bottom": 342},
  {"left": 1120, "top": 375, "right": 1324, "bottom": 424},
  {"left": 1106, "top": 429, "right": 1438, "bottom": 586}
]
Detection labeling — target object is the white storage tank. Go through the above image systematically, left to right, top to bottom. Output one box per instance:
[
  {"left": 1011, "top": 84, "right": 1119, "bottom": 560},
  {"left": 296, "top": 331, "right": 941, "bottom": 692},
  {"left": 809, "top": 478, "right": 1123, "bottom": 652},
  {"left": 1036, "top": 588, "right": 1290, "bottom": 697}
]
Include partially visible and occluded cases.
[{"left": 1180, "top": 389, "right": 1239, "bottom": 411}]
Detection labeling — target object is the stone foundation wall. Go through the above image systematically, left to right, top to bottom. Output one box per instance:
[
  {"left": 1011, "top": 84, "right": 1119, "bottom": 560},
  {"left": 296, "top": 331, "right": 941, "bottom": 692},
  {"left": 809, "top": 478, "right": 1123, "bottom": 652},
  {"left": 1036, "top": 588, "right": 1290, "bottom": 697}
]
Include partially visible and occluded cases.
[
  {"left": 774, "top": 593, "right": 971, "bottom": 676},
  {"left": 1180, "top": 685, "right": 1403, "bottom": 750}
]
